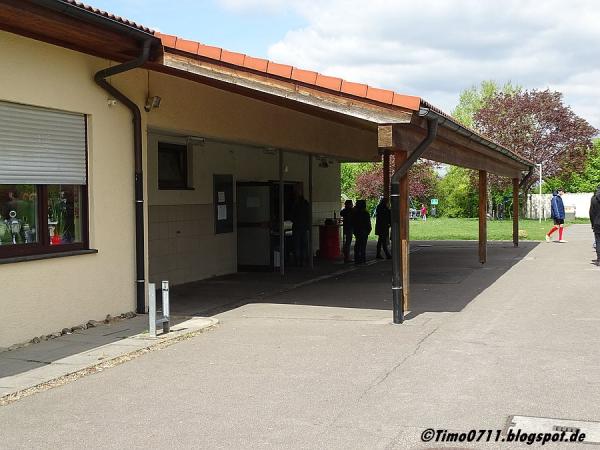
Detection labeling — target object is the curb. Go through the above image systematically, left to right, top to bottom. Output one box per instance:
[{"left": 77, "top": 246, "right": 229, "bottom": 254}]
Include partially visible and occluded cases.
[{"left": 0, "top": 317, "right": 218, "bottom": 406}]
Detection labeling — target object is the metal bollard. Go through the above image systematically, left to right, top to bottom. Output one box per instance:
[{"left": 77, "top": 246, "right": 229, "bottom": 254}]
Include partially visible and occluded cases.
[
  {"left": 148, "top": 281, "right": 170, "bottom": 337},
  {"left": 161, "top": 281, "right": 170, "bottom": 333}
]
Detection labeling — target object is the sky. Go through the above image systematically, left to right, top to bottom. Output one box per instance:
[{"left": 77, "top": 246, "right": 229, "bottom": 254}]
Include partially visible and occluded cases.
[{"left": 91, "top": 0, "right": 600, "bottom": 130}]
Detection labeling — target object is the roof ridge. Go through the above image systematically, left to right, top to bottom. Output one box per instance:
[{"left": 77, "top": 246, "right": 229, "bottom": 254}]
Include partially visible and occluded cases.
[{"left": 64, "top": 0, "right": 154, "bottom": 33}]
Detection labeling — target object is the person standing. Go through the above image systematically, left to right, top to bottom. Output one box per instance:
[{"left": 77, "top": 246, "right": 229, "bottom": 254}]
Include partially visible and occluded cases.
[
  {"left": 590, "top": 185, "right": 600, "bottom": 265},
  {"left": 546, "top": 189, "right": 567, "bottom": 243},
  {"left": 291, "top": 193, "right": 311, "bottom": 266},
  {"left": 375, "top": 197, "right": 391, "bottom": 259},
  {"left": 340, "top": 200, "right": 354, "bottom": 263},
  {"left": 352, "top": 200, "right": 372, "bottom": 265},
  {"left": 420, "top": 203, "right": 427, "bottom": 221}
]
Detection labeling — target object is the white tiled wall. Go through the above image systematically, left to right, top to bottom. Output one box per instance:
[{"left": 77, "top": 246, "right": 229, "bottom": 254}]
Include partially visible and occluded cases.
[{"left": 148, "top": 204, "right": 236, "bottom": 285}]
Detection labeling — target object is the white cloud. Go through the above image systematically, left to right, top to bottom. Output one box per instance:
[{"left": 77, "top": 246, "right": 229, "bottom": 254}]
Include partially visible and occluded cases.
[{"left": 222, "top": 0, "right": 600, "bottom": 129}]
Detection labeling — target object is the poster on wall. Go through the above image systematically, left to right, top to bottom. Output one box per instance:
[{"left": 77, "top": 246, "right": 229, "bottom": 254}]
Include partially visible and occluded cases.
[{"left": 213, "top": 174, "right": 234, "bottom": 234}]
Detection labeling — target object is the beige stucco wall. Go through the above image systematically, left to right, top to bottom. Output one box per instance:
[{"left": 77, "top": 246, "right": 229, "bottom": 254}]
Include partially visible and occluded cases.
[
  {"left": 0, "top": 30, "right": 369, "bottom": 347},
  {"left": 0, "top": 31, "right": 138, "bottom": 348},
  {"left": 142, "top": 71, "right": 377, "bottom": 162}
]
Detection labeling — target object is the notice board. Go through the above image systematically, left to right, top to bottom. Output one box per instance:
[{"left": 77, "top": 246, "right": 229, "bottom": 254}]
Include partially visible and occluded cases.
[{"left": 213, "top": 174, "right": 234, "bottom": 234}]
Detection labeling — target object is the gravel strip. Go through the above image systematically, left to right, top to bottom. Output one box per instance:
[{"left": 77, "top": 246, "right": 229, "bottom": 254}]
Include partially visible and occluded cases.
[{"left": 0, "top": 324, "right": 217, "bottom": 407}]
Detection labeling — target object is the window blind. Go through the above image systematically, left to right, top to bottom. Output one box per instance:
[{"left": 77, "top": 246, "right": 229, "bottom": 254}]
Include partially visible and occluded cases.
[{"left": 0, "top": 101, "right": 87, "bottom": 185}]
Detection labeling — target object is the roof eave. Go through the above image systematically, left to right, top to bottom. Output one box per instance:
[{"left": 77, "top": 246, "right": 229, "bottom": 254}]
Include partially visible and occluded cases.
[
  {"left": 28, "top": 0, "right": 155, "bottom": 38},
  {"left": 161, "top": 50, "right": 414, "bottom": 126},
  {"left": 419, "top": 102, "right": 533, "bottom": 170}
]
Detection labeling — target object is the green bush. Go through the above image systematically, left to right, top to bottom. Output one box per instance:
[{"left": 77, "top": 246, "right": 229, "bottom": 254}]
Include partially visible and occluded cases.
[{"left": 437, "top": 167, "right": 478, "bottom": 217}]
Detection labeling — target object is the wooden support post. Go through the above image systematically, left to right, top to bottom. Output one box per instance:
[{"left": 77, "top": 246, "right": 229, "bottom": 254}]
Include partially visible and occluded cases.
[
  {"left": 279, "top": 149, "right": 285, "bottom": 275},
  {"left": 383, "top": 151, "right": 390, "bottom": 199},
  {"left": 395, "top": 152, "right": 410, "bottom": 310},
  {"left": 308, "top": 154, "right": 314, "bottom": 268},
  {"left": 479, "top": 170, "right": 487, "bottom": 264},
  {"left": 512, "top": 177, "right": 519, "bottom": 247}
]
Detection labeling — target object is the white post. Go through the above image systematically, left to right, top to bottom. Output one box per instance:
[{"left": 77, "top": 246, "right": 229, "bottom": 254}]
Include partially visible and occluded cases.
[
  {"left": 538, "top": 163, "right": 543, "bottom": 223},
  {"left": 161, "top": 280, "right": 170, "bottom": 333},
  {"left": 148, "top": 283, "right": 156, "bottom": 337}
]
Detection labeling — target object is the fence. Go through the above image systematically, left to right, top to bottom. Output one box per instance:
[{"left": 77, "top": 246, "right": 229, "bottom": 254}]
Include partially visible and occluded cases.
[{"left": 526, "top": 193, "right": 593, "bottom": 219}]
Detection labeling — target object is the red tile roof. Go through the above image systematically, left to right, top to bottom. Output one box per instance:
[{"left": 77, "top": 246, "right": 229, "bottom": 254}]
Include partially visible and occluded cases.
[
  {"left": 45, "top": 3, "right": 425, "bottom": 112},
  {"left": 46, "top": 3, "right": 530, "bottom": 166},
  {"left": 153, "top": 32, "right": 533, "bottom": 167},
  {"left": 154, "top": 32, "right": 422, "bottom": 112}
]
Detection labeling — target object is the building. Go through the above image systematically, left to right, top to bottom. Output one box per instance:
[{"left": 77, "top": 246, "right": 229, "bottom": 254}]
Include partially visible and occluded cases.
[{"left": 0, "top": 0, "right": 531, "bottom": 347}]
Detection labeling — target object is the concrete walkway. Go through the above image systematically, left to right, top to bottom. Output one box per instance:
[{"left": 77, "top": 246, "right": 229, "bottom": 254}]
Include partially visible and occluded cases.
[
  {"left": 0, "top": 225, "right": 598, "bottom": 449},
  {"left": 0, "top": 315, "right": 217, "bottom": 401}
]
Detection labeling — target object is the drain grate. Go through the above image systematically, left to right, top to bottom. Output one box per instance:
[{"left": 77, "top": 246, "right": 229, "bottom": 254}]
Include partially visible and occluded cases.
[
  {"left": 507, "top": 415, "right": 600, "bottom": 444},
  {"left": 553, "top": 426, "right": 581, "bottom": 434}
]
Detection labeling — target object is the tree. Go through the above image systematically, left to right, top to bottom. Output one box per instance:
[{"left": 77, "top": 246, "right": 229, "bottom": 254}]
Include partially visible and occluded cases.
[
  {"left": 450, "top": 80, "right": 521, "bottom": 217},
  {"left": 452, "top": 80, "right": 521, "bottom": 128},
  {"left": 474, "top": 89, "right": 598, "bottom": 195},
  {"left": 543, "top": 139, "right": 600, "bottom": 193},
  {"left": 354, "top": 159, "right": 439, "bottom": 208},
  {"left": 341, "top": 162, "right": 377, "bottom": 200},
  {"left": 437, "top": 166, "right": 479, "bottom": 217}
]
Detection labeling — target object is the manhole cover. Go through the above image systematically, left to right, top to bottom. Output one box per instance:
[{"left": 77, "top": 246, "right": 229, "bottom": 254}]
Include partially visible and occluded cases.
[{"left": 507, "top": 415, "right": 600, "bottom": 444}]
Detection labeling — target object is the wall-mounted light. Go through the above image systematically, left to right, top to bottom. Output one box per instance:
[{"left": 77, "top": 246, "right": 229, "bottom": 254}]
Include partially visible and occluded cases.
[
  {"left": 144, "top": 95, "right": 162, "bottom": 112},
  {"left": 107, "top": 98, "right": 117, "bottom": 107},
  {"left": 186, "top": 136, "right": 205, "bottom": 146}
]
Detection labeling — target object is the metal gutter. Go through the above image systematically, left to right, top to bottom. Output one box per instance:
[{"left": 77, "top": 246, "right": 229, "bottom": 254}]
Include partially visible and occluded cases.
[
  {"left": 94, "top": 39, "right": 153, "bottom": 314},
  {"left": 419, "top": 106, "right": 533, "bottom": 169},
  {"left": 390, "top": 114, "right": 438, "bottom": 324}
]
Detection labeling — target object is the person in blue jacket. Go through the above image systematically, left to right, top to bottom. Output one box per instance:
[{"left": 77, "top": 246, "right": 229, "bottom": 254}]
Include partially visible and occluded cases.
[{"left": 546, "top": 189, "right": 567, "bottom": 243}]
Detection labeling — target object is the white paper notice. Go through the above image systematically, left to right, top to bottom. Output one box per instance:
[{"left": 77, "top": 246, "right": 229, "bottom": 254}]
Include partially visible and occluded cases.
[
  {"left": 217, "top": 191, "right": 226, "bottom": 203},
  {"left": 217, "top": 205, "right": 227, "bottom": 220}
]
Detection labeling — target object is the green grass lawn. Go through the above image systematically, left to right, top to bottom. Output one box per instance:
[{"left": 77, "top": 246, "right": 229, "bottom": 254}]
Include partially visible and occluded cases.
[{"left": 369, "top": 217, "right": 588, "bottom": 241}]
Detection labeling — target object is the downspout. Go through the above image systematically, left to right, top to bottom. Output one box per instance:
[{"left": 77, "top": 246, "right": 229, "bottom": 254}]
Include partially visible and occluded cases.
[
  {"left": 94, "top": 39, "right": 153, "bottom": 314},
  {"left": 390, "top": 113, "right": 438, "bottom": 324}
]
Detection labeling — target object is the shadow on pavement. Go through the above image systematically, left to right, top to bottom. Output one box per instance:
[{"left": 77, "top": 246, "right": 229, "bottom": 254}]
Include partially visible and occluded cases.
[{"left": 169, "top": 240, "right": 540, "bottom": 320}]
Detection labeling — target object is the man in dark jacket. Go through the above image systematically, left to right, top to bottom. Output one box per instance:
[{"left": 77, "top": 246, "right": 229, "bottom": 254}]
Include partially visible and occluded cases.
[
  {"left": 590, "top": 186, "right": 600, "bottom": 265},
  {"left": 546, "top": 189, "right": 567, "bottom": 243},
  {"left": 291, "top": 194, "right": 311, "bottom": 266},
  {"left": 375, "top": 197, "right": 391, "bottom": 259},
  {"left": 340, "top": 200, "right": 354, "bottom": 263},
  {"left": 352, "top": 200, "right": 372, "bottom": 264}
]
